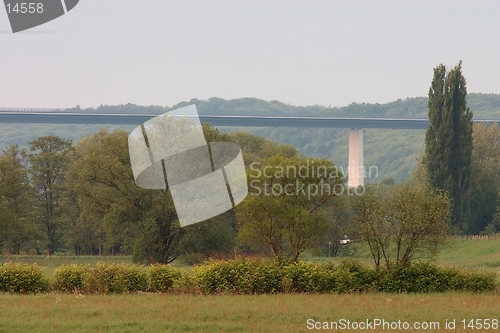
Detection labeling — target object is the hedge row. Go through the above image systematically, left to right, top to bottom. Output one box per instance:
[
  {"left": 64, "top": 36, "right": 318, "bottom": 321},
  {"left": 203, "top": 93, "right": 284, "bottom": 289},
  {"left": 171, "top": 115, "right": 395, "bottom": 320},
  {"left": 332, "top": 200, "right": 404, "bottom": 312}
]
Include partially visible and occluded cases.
[
  {"left": 0, "top": 259, "right": 497, "bottom": 294},
  {"left": 193, "top": 259, "right": 497, "bottom": 294}
]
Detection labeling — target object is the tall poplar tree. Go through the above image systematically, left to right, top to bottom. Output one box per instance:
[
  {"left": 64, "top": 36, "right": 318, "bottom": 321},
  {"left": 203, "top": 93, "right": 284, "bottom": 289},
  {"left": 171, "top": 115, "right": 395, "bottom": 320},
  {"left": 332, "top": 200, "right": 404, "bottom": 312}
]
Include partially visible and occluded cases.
[{"left": 424, "top": 61, "right": 473, "bottom": 232}]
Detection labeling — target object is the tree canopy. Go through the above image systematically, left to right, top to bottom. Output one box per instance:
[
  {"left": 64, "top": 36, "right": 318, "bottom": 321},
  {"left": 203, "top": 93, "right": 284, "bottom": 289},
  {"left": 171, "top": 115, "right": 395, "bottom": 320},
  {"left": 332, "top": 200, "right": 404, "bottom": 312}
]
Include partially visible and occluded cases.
[{"left": 424, "top": 61, "right": 473, "bottom": 232}]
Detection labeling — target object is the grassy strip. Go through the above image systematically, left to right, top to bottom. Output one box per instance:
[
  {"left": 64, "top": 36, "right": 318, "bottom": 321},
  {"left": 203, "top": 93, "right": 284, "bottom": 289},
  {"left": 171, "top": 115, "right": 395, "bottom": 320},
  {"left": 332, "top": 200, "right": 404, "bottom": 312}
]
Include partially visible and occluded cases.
[{"left": 1, "top": 293, "right": 500, "bottom": 332}]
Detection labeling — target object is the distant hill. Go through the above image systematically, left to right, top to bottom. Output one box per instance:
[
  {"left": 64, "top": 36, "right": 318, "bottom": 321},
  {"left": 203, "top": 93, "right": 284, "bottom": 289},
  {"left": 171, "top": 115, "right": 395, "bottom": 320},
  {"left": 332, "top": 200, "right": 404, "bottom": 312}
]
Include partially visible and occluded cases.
[{"left": 1, "top": 93, "right": 499, "bottom": 182}]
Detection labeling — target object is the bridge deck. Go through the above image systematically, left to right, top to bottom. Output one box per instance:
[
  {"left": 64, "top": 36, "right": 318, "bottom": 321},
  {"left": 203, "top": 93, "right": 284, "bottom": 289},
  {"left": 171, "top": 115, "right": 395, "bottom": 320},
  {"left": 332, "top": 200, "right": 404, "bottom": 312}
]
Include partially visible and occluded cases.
[{"left": 0, "top": 111, "right": 498, "bottom": 129}]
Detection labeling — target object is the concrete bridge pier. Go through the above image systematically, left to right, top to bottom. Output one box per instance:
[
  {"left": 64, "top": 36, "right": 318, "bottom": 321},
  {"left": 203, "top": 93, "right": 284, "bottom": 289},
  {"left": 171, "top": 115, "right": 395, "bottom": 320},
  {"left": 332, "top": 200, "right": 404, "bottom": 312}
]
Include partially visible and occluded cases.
[{"left": 348, "top": 128, "right": 364, "bottom": 188}]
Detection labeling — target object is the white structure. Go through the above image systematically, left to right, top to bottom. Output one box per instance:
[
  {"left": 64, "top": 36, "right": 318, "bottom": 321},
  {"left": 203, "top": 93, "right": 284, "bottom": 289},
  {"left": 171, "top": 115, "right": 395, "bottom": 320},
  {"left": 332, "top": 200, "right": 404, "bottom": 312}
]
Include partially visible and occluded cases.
[
  {"left": 128, "top": 105, "right": 248, "bottom": 227},
  {"left": 348, "top": 129, "right": 364, "bottom": 188}
]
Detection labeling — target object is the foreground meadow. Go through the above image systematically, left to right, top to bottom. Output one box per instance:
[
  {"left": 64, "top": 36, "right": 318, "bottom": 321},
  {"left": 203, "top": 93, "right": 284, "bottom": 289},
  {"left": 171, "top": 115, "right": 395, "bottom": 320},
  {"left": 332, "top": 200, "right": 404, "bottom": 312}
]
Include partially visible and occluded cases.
[
  {"left": 1, "top": 238, "right": 500, "bottom": 332},
  {"left": 1, "top": 293, "right": 499, "bottom": 332}
]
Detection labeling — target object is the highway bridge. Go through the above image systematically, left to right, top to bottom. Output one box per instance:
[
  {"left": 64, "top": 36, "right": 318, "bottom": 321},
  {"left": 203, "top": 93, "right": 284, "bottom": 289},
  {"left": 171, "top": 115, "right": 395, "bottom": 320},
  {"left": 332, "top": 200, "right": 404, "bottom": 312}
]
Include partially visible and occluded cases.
[{"left": 0, "top": 110, "right": 432, "bottom": 129}]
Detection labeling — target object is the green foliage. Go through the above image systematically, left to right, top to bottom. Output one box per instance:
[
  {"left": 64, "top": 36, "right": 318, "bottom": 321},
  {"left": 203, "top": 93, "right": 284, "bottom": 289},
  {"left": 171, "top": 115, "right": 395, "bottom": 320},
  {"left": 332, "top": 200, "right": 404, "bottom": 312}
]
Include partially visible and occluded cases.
[
  {"left": 424, "top": 61, "right": 473, "bottom": 231},
  {"left": 470, "top": 124, "right": 500, "bottom": 234},
  {"left": 71, "top": 130, "right": 183, "bottom": 263},
  {"left": 26, "top": 135, "right": 74, "bottom": 255},
  {"left": 0, "top": 145, "right": 36, "bottom": 254},
  {"left": 237, "top": 155, "right": 343, "bottom": 261},
  {"left": 351, "top": 183, "right": 450, "bottom": 268},
  {"left": 178, "top": 211, "right": 238, "bottom": 265},
  {"left": 194, "top": 257, "right": 288, "bottom": 294},
  {"left": 190, "top": 258, "right": 494, "bottom": 295},
  {"left": 194, "top": 258, "right": 255, "bottom": 294},
  {"left": 5, "top": 260, "right": 495, "bottom": 295},
  {"left": 282, "top": 260, "right": 378, "bottom": 293},
  {"left": 0, "top": 262, "right": 49, "bottom": 294},
  {"left": 52, "top": 262, "right": 189, "bottom": 294},
  {"left": 82, "top": 263, "right": 149, "bottom": 294},
  {"left": 376, "top": 263, "right": 496, "bottom": 293},
  {"left": 53, "top": 264, "right": 88, "bottom": 293},
  {"left": 148, "top": 264, "right": 180, "bottom": 292},
  {"left": 170, "top": 270, "right": 199, "bottom": 294},
  {"left": 449, "top": 270, "right": 497, "bottom": 292}
]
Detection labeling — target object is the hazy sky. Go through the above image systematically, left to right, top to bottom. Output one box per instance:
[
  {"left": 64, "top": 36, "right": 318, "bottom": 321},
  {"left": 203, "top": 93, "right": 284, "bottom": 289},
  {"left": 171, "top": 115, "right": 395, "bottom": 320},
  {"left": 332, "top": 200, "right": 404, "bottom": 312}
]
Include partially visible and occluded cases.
[{"left": 1, "top": 0, "right": 499, "bottom": 109}]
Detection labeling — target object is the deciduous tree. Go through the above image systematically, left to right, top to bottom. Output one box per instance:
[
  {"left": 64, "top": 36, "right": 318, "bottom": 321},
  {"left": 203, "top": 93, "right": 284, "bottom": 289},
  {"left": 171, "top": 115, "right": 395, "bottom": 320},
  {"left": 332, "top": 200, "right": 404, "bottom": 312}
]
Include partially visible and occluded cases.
[
  {"left": 27, "top": 136, "right": 73, "bottom": 255},
  {"left": 0, "top": 145, "right": 36, "bottom": 254},
  {"left": 237, "top": 155, "right": 344, "bottom": 262},
  {"left": 351, "top": 183, "right": 450, "bottom": 268}
]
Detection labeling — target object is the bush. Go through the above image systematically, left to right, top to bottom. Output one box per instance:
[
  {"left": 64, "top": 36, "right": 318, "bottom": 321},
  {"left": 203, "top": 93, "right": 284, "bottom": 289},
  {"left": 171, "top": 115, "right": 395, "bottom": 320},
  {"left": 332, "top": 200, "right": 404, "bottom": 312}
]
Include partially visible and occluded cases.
[
  {"left": 194, "top": 257, "right": 285, "bottom": 294},
  {"left": 195, "top": 258, "right": 250, "bottom": 294},
  {"left": 250, "top": 258, "right": 283, "bottom": 294},
  {"left": 281, "top": 260, "right": 376, "bottom": 294},
  {"left": 283, "top": 261, "right": 327, "bottom": 293},
  {"left": 0, "top": 262, "right": 50, "bottom": 294},
  {"left": 83, "top": 263, "right": 148, "bottom": 294},
  {"left": 375, "top": 263, "right": 497, "bottom": 293},
  {"left": 54, "top": 264, "right": 89, "bottom": 293},
  {"left": 149, "top": 264, "right": 180, "bottom": 292},
  {"left": 171, "top": 270, "right": 199, "bottom": 294},
  {"left": 450, "top": 270, "right": 497, "bottom": 293}
]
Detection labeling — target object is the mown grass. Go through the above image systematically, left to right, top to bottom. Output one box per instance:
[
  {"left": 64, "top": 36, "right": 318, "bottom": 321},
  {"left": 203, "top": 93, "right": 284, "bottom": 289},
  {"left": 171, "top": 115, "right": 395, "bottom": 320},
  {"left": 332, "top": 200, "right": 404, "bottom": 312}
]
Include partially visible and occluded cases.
[
  {"left": 437, "top": 239, "right": 500, "bottom": 269},
  {"left": 0, "top": 293, "right": 499, "bottom": 332}
]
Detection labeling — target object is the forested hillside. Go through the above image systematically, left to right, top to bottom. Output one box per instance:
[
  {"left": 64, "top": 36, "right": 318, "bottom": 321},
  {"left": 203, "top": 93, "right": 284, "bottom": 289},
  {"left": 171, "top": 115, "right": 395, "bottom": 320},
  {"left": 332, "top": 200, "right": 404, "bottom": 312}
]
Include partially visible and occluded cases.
[{"left": 1, "top": 93, "right": 499, "bottom": 182}]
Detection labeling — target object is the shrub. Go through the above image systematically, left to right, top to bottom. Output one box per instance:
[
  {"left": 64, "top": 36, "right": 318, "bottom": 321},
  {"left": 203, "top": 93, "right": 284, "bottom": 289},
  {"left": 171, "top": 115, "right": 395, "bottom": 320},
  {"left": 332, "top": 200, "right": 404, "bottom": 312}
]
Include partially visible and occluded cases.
[
  {"left": 194, "top": 257, "right": 285, "bottom": 294},
  {"left": 195, "top": 258, "right": 247, "bottom": 294},
  {"left": 250, "top": 258, "right": 283, "bottom": 294},
  {"left": 282, "top": 260, "right": 375, "bottom": 294},
  {"left": 283, "top": 261, "right": 313, "bottom": 292},
  {"left": 0, "top": 262, "right": 50, "bottom": 294},
  {"left": 83, "top": 263, "right": 148, "bottom": 294},
  {"left": 375, "top": 263, "right": 496, "bottom": 293},
  {"left": 54, "top": 264, "right": 89, "bottom": 293},
  {"left": 149, "top": 264, "right": 180, "bottom": 292},
  {"left": 125, "top": 265, "right": 149, "bottom": 292},
  {"left": 171, "top": 270, "right": 199, "bottom": 294},
  {"left": 450, "top": 270, "right": 497, "bottom": 292}
]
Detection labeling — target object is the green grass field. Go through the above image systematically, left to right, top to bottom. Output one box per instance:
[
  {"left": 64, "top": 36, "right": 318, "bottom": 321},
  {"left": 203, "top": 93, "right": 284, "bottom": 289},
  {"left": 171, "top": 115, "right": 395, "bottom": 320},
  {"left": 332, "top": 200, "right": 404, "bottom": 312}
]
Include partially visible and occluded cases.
[
  {"left": 1, "top": 238, "right": 500, "bottom": 332},
  {"left": 437, "top": 238, "right": 500, "bottom": 269},
  {"left": 1, "top": 293, "right": 499, "bottom": 332}
]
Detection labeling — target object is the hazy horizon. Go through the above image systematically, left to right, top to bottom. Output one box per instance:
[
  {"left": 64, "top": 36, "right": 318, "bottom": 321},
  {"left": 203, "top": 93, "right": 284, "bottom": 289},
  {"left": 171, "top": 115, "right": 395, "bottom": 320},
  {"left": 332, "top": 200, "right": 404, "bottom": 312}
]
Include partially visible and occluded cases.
[{"left": 1, "top": 1, "right": 499, "bottom": 109}]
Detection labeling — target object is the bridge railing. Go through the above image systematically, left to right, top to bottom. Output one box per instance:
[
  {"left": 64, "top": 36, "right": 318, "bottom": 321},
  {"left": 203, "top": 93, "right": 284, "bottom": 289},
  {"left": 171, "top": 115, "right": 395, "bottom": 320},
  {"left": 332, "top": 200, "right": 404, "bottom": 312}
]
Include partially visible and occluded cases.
[{"left": 0, "top": 107, "right": 67, "bottom": 112}]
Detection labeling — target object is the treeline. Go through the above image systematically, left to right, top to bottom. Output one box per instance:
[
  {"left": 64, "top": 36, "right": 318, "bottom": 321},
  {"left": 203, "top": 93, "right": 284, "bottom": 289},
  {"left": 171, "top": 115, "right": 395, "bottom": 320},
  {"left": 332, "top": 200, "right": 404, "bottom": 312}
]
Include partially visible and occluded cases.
[
  {"left": 65, "top": 93, "right": 500, "bottom": 118},
  {"left": 1, "top": 122, "right": 500, "bottom": 262},
  {"left": 0, "top": 125, "right": 302, "bottom": 261}
]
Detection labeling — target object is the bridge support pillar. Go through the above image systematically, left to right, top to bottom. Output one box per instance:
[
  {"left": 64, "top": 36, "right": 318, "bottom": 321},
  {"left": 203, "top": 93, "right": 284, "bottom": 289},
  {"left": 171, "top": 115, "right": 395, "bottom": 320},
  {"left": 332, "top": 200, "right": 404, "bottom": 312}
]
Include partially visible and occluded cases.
[{"left": 348, "top": 128, "right": 364, "bottom": 188}]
